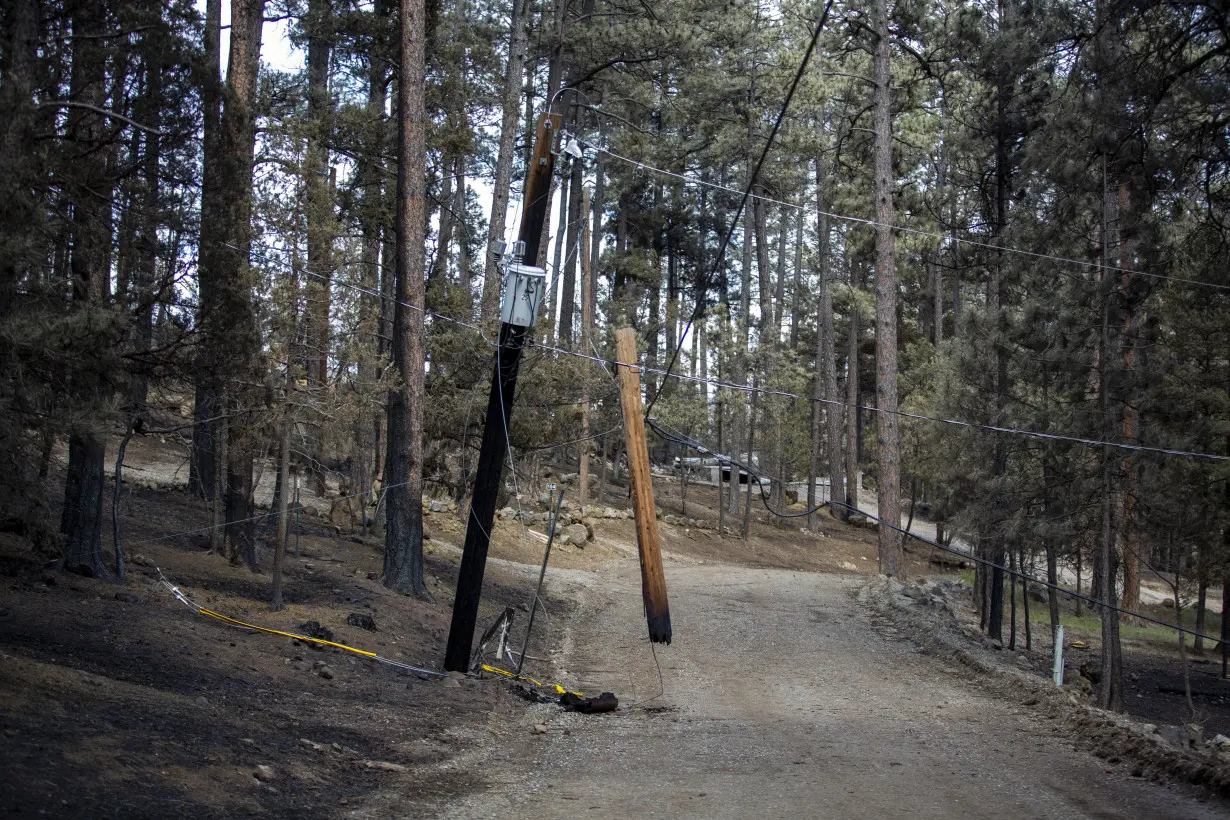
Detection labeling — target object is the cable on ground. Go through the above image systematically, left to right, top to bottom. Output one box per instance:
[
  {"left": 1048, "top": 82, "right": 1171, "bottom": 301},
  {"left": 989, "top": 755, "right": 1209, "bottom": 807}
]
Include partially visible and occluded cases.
[{"left": 153, "top": 565, "right": 449, "bottom": 678}]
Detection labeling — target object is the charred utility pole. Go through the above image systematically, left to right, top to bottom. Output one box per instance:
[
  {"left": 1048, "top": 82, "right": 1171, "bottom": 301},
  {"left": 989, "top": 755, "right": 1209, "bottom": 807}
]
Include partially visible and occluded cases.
[{"left": 444, "top": 113, "right": 562, "bottom": 672}]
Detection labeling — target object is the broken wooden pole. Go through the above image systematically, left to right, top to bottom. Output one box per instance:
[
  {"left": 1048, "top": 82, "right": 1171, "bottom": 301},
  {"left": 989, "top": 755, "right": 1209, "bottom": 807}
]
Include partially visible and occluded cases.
[{"left": 614, "top": 327, "right": 672, "bottom": 644}]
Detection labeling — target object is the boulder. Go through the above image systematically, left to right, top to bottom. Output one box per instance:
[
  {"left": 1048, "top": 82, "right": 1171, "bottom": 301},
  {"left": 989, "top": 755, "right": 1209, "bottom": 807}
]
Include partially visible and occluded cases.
[
  {"left": 562, "top": 523, "right": 589, "bottom": 546},
  {"left": 346, "top": 613, "right": 377, "bottom": 632},
  {"left": 1155, "top": 724, "right": 1190, "bottom": 749}
]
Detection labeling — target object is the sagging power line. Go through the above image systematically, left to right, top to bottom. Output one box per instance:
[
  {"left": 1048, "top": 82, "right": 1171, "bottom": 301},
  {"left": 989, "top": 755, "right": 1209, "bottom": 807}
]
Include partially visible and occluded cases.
[{"left": 227, "top": 238, "right": 1230, "bottom": 464}]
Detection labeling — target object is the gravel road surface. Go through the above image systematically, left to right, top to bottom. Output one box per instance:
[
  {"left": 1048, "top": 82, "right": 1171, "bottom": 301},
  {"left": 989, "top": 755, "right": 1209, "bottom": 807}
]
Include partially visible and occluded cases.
[{"left": 441, "top": 564, "right": 1228, "bottom": 819}]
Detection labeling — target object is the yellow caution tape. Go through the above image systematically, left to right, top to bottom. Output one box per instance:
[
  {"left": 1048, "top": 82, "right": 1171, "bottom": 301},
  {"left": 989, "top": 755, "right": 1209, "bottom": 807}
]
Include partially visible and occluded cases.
[
  {"left": 158, "top": 569, "right": 581, "bottom": 688},
  {"left": 155, "top": 570, "right": 446, "bottom": 678},
  {"left": 198, "top": 607, "right": 379, "bottom": 658},
  {"left": 480, "top": 663, "right": 582, "bottom": 697}
]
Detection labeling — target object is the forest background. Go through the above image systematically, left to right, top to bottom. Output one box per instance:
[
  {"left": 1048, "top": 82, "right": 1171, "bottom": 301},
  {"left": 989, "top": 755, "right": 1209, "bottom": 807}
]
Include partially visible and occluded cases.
[{"left": 1, "top": 0, "right": 1228, "bottom": 713}]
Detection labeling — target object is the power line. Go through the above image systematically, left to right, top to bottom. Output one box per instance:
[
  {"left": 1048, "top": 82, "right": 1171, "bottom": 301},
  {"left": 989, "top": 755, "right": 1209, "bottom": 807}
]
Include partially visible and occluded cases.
[
  {"left": 644, "top": 0, "right": 835, "bottom": 420},
  {"left": 587, "top": 146, "right": 1230, "bottom": 294},
  {"left": 225, "top": 239, "right": 1230, "bottom": 462},
  {"left": 649, "top": 417, "right": 1225, "bottom": 644},
  {"left": 126, "top": 477, "right": 411, "bottom": 549}
]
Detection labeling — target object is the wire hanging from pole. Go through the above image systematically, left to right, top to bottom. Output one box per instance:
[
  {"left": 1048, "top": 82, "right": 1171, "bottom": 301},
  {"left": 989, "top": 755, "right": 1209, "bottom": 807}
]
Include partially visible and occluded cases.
[
  {"left": 214, "top": 239, "right": 1230, "bottom": 463},
  {"left": 646, "top": 416, "right": 1226, "bottom": 644}
]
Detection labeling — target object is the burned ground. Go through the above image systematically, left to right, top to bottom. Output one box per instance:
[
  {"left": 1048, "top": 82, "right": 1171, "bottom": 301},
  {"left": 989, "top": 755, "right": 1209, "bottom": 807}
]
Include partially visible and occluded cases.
[{"left": 3, "top": 456, "right": 1229, "bottom": 817}]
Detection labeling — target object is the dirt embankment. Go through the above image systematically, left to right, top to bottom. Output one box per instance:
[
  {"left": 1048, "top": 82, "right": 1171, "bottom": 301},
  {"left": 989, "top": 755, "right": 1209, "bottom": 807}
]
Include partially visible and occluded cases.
[{"left": 860, "top": 576, "right": 1230, "bottom": 797}]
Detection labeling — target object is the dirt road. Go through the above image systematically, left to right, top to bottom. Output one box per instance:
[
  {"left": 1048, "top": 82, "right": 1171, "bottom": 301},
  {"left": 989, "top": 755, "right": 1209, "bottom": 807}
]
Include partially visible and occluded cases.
[{"left": 439, "top": 564, "right": 1227, "bottom": 819}]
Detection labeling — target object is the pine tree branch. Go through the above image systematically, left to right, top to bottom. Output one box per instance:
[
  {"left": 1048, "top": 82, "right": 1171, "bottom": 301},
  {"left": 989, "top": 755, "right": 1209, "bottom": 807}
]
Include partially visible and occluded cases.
[{"left": 39, "top": 101, "right": 166, "bottom": 136}]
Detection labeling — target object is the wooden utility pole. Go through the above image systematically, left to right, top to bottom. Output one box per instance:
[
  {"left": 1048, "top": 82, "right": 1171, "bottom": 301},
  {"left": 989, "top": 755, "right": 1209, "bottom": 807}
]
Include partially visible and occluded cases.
[
  {"left": 444, "top": 113, "right": 562, "bottom": 672},
  {"left": 579, "top": 188, "right": 592, "bottom": 507},
  {"left": 615, "top": 328, "right": 672, "bottom": 644}
]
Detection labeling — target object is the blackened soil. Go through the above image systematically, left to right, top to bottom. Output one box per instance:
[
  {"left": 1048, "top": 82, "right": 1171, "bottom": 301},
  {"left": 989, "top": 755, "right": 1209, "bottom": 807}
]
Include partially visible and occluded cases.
[{"left": 0, "top": 485, "right": 563, "bottom": 819}]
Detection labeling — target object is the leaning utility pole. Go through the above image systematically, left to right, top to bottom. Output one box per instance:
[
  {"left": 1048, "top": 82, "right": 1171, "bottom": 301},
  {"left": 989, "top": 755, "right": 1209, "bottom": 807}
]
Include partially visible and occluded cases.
[{"left": 444, "top": 113, "right": 562, "bottom": 672}]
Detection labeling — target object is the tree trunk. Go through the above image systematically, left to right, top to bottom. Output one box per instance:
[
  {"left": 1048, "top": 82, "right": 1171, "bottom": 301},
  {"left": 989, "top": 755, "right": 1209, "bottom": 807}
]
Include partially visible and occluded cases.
[
  {"left": 0, "top": 0, "right": 38, "bottom": 319},
  {"left": 61, "top": 0, "right": 113, "bottom": 579},
  {"left": 190, "top": 0, "right": 225, "bottom": 500},
  {"left": 212, "top": 0, "right": 265, "bottom": 573},
  {"left": 305, "top": 0, "right": 334, "bottom": 390},
  {"left": 360, "top": 0, "right": 389, "bottom": 503},
  {"left": 383, "top": 0, "right": 429, "bottom": 597},
  {"left": 481, "top": 0, "right": 531, "bottom": 322},
  {"left": 872, "top": 0, "right": 902, "bottom": 574},
  {"left": 986, "top": 18, "right": 1013, "bottom": 640},
  {"left": 131, "top": 22, "right": 164, "bottom": 415},
  {"left": 559, "top": 154, "right": 583, "bottom": 343},
  {"left": 455, "top": 156, "right": 471, "bottom": 297},
  {"left": 589, "top": 159, "right": 605, "bottom": 323},
  {"left": 808, "top": 162, "right": 832, "bottom": 531},
  {"left": 1097, "top": 164, "right": 1124, "bottom": 713},
  {"left": 818, "top": 166, "right": 843, "bottom": 524},
  {"left": 545, "top": 167, "right": 570, "bottom": 341},
  {"left": 579, "top": 188, "right": 592, "bottom": 506},
  {"left": 753, "top": 197, "right": 774, "bottom": 339},
  {"left": 773, "top": 204, "right": 789, "bottom": 346},
  {"left": 789, "top": 205, "right": 803, "bottom": 351},
  {"left": 1119, "top": 222, "right": 1141, "bottom": 618},
  {"left": 931, "top": 259, "right": 942, "bottom": 348},
  {"left": 844, "top": 265, "right": 860, "bottom": 522},
  {"left": 742, "top": 377, "right": 758, "bottom": 541},
  {"left": 271, "top": 394, "right": 292, "bottom": 611},
  {"left": 717, "top": 397, "right": 726, "bottom": 537},
  {"left": 210, "top": 414, "right": 227, "bottom": 555},
  {"left": 111, "top": 423, "right": 133, "bottom": 581},
  {"left": 225, "top": 426, "right": 257, "bottom": 570},
  {"left": 1044, "top": 451, "right": 1063, "bottom": 645},
  {"left": 1008, "top": 545, "right": 1018, "bottom": 650},
  {"left": 1075, "top": 546, "right": 1083, "bottom": 617},
  {"left": 1194, "top": 574, "right": 1208, "bottom": 656},
  {"left": 1221, "top": 578, "right": 1230, "bottom": 679}
]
